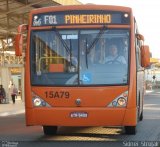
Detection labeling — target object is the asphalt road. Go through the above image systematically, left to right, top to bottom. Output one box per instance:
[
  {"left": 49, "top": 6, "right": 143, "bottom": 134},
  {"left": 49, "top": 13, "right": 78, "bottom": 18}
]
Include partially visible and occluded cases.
[{"left": 0, "top": 90, "right": 160, "bottom": 147}]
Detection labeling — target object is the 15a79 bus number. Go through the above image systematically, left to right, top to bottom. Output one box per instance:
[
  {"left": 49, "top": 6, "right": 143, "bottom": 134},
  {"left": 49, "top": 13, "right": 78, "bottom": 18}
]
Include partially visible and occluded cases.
[{"left": 45, "top": 91, "right": 70, "bottom": 99}]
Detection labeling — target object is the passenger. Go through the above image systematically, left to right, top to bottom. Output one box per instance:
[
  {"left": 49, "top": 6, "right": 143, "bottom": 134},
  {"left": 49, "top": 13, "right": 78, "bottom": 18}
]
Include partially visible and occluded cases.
[
  {"left": 105, "top": 44, "right": 126, "bottom": 64},
  {"left": 9, "top": 83, "right": 18, "bottom": 104},
  {"left": 0, "top": 85, "right": 6, "bottom": 104}
]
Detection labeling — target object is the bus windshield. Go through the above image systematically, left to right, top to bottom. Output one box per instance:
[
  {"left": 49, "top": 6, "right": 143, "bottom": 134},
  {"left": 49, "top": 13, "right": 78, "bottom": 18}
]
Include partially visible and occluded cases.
[{"left": 30, "top": 29, "right": 129, "bottom": 86}]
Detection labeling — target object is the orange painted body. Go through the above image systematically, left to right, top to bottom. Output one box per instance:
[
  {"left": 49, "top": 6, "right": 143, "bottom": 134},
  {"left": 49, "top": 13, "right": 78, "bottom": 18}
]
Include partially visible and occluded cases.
[
  {"left": 25, "top": 5, "right": 138, "bottom": 127},
  {"left": 25, "top": 86, "right": 137, "bottom": 126},
  {"left": 26, "top": 107, "right": 136, "bottom": 126}
]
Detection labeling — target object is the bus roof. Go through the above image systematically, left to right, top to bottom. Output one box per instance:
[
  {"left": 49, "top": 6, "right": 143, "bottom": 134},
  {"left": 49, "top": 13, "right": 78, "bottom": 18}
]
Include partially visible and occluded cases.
[{"left": 30, "top": 5, "right": 132, "bottom": 15}]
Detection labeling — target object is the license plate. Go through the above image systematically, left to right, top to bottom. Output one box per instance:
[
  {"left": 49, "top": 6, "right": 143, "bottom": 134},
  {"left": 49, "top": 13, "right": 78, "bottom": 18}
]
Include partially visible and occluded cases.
[{"left": 70, "top": 112, "right": 88, "bottom": 118}]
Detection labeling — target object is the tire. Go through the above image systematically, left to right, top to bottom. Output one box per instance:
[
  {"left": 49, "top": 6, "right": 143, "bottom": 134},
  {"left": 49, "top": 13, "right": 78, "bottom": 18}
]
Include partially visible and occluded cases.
[
  {"left": 139, "top": 96, "right": 144, "bottom": 121},
  {"left": 139, "top": 110, "right": 143, "bottom": 121},
  {"left": 43, "top": 126, "right": 57, "bottom": 135},
  {"left": 124, "top": 126, "right": 136, "bottom": 135}
]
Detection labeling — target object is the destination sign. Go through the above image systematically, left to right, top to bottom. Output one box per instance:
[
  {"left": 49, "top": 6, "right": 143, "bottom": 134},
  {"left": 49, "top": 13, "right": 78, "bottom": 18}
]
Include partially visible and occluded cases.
[
  {"left": 32, "top": 10, "right": 130, "bottom": 26},
  {"left": 65, "top": 14, "right": 111, "bottom": 24}
]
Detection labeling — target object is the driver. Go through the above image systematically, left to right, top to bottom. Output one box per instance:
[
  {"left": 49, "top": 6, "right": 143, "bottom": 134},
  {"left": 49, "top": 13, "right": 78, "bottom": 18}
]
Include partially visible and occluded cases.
[{"left": 105, "top": 44, "right": 126, "bottom": 64}]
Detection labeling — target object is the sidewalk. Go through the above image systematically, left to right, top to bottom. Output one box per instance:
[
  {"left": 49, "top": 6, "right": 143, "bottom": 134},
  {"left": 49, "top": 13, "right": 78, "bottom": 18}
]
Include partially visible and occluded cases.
[
  {"left": 145, "top": 88, "right": 160, "bottom": 95},
  {"left": 0, "top": 98, "right": 25, "bottom": 117}
]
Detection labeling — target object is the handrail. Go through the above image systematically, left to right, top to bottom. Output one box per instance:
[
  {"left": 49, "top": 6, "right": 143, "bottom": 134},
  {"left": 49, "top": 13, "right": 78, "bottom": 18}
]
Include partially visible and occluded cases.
[{"left": 38, "top": 56, "right": 64, "bottom": 72}]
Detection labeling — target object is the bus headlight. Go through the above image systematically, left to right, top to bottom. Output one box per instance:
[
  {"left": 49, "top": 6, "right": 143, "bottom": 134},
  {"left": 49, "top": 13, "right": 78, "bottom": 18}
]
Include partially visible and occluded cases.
[
  {"left": 107, "top": 91, "right": 128, "bottom": 107},
  {"left": 32, "top": 92, "right": 51, "bottom": 107},
  {"left": 33, "top": 97, "right": 41, "bottom": 106},
  {"left": 117, "top": 97, "right": 126, "bottom": 106}
]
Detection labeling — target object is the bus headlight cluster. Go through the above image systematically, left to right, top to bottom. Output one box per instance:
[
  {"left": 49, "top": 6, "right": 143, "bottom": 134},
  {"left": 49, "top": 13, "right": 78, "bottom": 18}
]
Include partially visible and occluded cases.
[
  {"left": 107, "top": 91, "right": 128, "bottom": 107},
  {"left": 32, "top": 92, "right": 51, "bottom": 107},
  {"left": 33, "top": 97, "right": 41, "bottom": 106},
  {"left": 117, "top": 97, "right": 126, "bottom": 106}
]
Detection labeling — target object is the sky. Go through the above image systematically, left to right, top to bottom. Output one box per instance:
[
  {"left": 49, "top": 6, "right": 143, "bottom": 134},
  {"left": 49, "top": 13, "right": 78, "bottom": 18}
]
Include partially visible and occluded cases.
[{"left": 79, "top": 0, "right": 160, "bottom": 59}]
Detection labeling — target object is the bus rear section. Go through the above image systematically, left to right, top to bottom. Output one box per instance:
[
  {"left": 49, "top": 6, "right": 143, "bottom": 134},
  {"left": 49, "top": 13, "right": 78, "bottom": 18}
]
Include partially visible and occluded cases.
[{"left": 14, "top": 5, "right": 150, "bottom": 135}]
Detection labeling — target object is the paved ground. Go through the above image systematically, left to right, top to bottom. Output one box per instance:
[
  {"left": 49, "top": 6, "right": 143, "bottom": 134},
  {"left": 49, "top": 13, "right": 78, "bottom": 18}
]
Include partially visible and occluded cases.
[{"left": 0, "top": 97, "right": 24, "bottom": 117}]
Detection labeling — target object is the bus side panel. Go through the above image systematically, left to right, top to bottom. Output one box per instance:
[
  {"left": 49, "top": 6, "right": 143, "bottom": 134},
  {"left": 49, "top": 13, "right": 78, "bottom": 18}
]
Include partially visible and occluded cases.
[
  {"left": 25, "top": 12, "right": 33, "bottom": 112},
  {"left": 126, "top": 12, "right": 137, "bottom": 110},
  {"left": 122, "top": 13, "right": 137, "bottom": 127},
  {"left": 25, "top": 14, "right": 33, "bottom": 125},
  {"left": 137, "top": 71, "right": 145, "bottom": 117},
  {"left": 25, "top": 108, "right": 35, "bottom": 126},
  {"left": 26, "top": 108, "right": 126, "bottom": 126},
  {"left": 122, "top": 108, "right": 137, "bottom": 126}
]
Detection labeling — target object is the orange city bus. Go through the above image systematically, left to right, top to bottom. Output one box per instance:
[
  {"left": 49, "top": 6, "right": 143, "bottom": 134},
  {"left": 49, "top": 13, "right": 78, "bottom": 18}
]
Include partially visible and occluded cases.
[{"left": 15, "top": 5, "right": 150, "bottom": 135}]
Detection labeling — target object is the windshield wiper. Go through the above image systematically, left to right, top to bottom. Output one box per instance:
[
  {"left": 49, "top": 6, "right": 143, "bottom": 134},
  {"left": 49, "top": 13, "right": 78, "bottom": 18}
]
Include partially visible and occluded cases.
[
  {"left": 85, "top": 25, "right": 107, "bottom": 68},
  {"left": 87, "top": 25, "right": 107, "bottom": 54},
  {"left": 53, "top": 28, "right": 70, "bottom": 55},
  {"left": 85, "top": 38, "right": 88, "bottom": 68},
  {"left": 69, "top": 39, "right": 72, "bottom": 67}
]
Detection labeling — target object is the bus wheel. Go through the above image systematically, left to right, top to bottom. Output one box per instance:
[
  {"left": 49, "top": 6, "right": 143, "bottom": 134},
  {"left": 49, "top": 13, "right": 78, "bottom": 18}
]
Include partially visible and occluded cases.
[
  {"left": 139, "top": 110, "right": 143, "bottom": 121},
  {"left": 43, "top": 126, "right": 57, "bottom": 135},
  {"left": 124, "top": 126, "right": 136, "bottom": 135}
]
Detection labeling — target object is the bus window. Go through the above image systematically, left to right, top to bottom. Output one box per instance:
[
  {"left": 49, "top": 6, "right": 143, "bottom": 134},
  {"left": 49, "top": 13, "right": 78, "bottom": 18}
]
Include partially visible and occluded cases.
[
  {"left": 30, "top": 29, "right": 129, "bottom": 86},
  {"left": 79, "top": 29, "right": 129, "bottom": 85},
  {"left": 31, "top": 30, "right": 79, "bottom": 85}
]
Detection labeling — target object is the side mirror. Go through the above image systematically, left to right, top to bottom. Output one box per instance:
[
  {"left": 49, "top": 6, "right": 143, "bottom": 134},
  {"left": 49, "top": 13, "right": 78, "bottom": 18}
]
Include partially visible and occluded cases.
[
  {"left": 14, "top": 24, "right": 28, "bottom": 56},
  {"left": 15, "top": 34, "right": 23, "bottom": 56},
  {"left": 136, "top": 34, "right": 144, "bottom": 41},
  {"left": 141, "top": 45, "right": 150, "bottom": 67}
]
